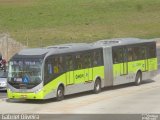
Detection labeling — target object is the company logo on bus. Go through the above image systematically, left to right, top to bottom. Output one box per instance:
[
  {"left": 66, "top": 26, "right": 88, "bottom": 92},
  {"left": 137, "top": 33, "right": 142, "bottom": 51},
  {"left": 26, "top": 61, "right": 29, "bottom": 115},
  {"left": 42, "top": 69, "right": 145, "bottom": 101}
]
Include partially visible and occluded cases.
[{"left": 75, "top": 74, "right": 84, "bottom": 79}]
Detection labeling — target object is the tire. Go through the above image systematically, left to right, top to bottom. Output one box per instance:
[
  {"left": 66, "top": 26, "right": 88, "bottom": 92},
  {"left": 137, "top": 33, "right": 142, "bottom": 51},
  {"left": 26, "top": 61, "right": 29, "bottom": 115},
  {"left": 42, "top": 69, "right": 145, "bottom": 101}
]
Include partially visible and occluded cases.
[
  {"left": 135, "top": 72, "right": 142, "bottom": 86},
  {"left": 93, "top": 79, "right": 101, "bottom": 94},
  {"left": 56, "top": 85, "right": 64, "bottom": 101}
]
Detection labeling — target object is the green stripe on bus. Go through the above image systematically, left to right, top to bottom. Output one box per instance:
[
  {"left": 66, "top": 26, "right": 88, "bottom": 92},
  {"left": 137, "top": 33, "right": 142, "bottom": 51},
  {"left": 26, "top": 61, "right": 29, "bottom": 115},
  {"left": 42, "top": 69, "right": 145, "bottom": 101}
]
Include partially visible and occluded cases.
[{"left": 113, "top": 58, "right": 158, "bottom": 78}]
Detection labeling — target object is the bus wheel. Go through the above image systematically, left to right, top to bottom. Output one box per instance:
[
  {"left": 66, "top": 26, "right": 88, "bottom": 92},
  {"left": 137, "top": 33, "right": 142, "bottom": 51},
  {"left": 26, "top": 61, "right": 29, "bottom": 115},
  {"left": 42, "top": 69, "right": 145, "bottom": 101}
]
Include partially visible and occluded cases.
[
  {"left": 135, "top": 72, "right": 142, "bottom": 86},
  {"left": 93, "top": 79, "right": 101, "bottom": 94},
  {"left": 56, "top": 85, "right": 64, "bottom": 101}
]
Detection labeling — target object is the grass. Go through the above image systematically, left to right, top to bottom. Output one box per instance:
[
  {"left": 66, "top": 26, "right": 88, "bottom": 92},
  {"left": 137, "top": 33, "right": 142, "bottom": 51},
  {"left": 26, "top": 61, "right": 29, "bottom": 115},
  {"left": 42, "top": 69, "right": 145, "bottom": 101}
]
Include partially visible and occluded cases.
[{"left": 0, "top": 0, "right": 160, "bottom": 47}]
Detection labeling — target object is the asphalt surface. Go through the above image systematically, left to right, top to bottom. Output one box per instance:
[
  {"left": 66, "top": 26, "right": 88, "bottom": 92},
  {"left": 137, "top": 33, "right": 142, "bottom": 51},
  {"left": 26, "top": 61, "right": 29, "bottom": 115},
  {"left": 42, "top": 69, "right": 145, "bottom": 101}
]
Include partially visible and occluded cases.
[
  {"left": 0, "top": 75, "right": 160, "bottom": 114},
  {"left": 0, "top": 92, "right": 6, "bottom": 99}
]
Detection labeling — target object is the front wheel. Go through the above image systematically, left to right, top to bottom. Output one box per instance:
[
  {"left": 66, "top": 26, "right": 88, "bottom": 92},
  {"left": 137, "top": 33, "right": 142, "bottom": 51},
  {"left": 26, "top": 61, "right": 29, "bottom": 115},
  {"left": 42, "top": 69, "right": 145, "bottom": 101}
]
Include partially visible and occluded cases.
[
  {"left": 135, "top": 72, "right": 142, "bottom": 86},
  {"left": 93, "top": 79, "right": 101, "bottom": 94},
  {"left": 56, "top": 86, "right": 64, "bottom": 101}
]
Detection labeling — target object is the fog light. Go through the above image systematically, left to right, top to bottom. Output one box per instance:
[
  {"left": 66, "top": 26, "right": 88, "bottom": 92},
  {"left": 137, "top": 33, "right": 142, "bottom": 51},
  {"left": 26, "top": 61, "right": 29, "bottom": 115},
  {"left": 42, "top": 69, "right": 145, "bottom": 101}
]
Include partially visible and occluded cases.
[{"left": 8, "top": 88, "right": 12, "bottom": 92}]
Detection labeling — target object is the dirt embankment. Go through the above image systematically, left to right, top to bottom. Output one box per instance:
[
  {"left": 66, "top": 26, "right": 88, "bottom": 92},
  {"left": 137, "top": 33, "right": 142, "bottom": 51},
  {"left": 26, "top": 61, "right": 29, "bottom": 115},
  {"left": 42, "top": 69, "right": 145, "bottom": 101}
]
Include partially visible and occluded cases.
[{"left": 0, "top": 33, "right": 26, "bottom": 61}]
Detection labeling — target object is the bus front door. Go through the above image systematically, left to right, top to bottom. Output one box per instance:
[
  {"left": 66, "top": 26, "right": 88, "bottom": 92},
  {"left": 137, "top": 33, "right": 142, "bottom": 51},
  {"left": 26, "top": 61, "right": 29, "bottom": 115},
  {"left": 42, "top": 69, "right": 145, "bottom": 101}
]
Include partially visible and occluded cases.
[{"left": 65, "top": 55, "right": 74, "bottom": 85}]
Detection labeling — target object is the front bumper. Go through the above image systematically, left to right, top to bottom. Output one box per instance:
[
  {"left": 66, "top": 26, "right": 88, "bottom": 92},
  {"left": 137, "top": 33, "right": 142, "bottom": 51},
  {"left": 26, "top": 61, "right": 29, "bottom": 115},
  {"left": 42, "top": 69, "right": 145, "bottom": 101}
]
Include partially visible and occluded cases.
[{"left": 7, "top": 89, "right": 44, "bottom": 100}]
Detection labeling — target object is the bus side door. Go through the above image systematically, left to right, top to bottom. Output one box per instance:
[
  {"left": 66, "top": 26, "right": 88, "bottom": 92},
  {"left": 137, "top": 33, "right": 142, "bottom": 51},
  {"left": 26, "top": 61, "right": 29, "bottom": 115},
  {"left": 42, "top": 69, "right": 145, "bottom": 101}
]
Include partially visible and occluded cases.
[
  {"left": 147, "top": 43, "right": 157, "bottom": 71},
  {"left": 136, "top": 46, "right": 150, "bottom": 72},
  {"left": 113, "top": 47, "right": 128, "bottom": 78},
  {"left": 143, "top": 47, "right": 149, "bottom": 72},
  {"left": 121, "top": 48, "right": 128, "bottom": 75},
  {"left": 84, "top": 52, "right": 93, "bottom": 82},
  {"left": 74, "top": 54, "right": 85, "bottom": 84},
  {"left": 65, "top": 55, "right": 74, "bottom": 85}
]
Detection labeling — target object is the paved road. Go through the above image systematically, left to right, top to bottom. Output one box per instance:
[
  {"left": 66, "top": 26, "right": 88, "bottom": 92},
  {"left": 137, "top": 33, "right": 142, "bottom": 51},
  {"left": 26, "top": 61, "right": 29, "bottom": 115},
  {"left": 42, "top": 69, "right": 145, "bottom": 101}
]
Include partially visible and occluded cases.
[
  {"left": 0, "top": 74, "right": 160, "bottom": 114},
  {"left": 0, "top": 91, "right": 6, "bottom": 99}
]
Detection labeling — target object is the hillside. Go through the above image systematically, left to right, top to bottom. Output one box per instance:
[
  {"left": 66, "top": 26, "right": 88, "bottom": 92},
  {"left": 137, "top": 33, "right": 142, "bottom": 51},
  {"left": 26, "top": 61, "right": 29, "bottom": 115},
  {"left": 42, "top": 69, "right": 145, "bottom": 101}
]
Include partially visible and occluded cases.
[{"left": 0, "top": 0, "right": 160, "bottom": 47}]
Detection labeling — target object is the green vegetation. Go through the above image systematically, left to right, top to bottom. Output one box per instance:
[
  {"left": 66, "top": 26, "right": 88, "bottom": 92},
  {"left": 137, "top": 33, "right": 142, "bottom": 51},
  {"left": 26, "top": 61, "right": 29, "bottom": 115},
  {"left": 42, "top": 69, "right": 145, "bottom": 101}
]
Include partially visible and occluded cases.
[{"left": 0, "top": 0, "right": 160, "bottom": 47}]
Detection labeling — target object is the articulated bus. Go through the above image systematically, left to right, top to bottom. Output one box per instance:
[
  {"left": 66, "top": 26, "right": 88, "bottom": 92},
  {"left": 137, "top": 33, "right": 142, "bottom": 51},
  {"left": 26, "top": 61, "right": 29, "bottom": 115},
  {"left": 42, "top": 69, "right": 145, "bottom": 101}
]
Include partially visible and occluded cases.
[{"left": 7, "top": 38, "right": 158, "bottom": 101}]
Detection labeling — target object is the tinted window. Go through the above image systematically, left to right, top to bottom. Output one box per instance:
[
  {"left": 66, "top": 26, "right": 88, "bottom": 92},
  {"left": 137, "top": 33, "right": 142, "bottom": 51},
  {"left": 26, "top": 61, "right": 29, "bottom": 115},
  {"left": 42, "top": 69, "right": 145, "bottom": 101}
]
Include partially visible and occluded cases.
[
  {"left": 127, "top": 43, "right": 156, "bottom": 60},
  {"left": 148, "top": 44, "right": 156, "bottom": 58},
  {"left": 112, "top": 47, "right": 123, "bottom": 64},
  {"left": 127, "top": 47, "right": 135, "bottom": 62},
  {"left": 133, "top": 47, "right": 146, "bottom": 60},
  {"left": 93, "top": 49, "right": 103, "bottom": 66},
  {"left": 83, "top": 53, "right": 92, "bottom": 68},
  {"left": 75, "top": 54, "right": 83, "bottom": 69},
  {"left": 65, "top": 55, "right": 74, "bottom": 71},
  {"left": 44, "top": 56, "right": 64, "bottom": 84},
  {"left": 53, "top": 56, "right": 64, "bottom": 74},
  {"left": 44, "top": 58, "right": 53, "bottom": 84},
  {"left": 47, "top": 63, "right": 53, "bottom": 74}
]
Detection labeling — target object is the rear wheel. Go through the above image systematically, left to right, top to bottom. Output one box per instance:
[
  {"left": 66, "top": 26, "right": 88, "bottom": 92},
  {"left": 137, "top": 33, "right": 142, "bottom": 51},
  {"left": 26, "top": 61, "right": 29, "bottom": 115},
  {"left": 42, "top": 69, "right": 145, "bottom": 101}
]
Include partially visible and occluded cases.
[
  {"left": 135, "top": 72, "right": 142, "bottom": 86},
  {"left": 93, "top": 79, "right": 101, "bottom": 94},
  {"left": 56, "top": 85, "right": 64, "bottom": 101}
]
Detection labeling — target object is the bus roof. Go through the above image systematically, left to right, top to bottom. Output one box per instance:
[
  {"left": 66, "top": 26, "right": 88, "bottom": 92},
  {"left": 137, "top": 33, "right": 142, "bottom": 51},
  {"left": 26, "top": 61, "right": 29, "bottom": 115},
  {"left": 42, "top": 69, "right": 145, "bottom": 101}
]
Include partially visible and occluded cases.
[
  {"left": 11, "top": 38, "right": 155, "bottom": 60},
  {"left": 94, "top": 38, "right": 155, "bottom": 47},
  {"left": 11, "top": 43, "right": 96, "bottom": 59},
  {"left": 45, "top": 43, "right": 95, "bottom": 57},
  {"left": 11, "top": 48, "right": 50, "bottom": 59},
  {"left": 18, "top": 48, "right": 50, "bottom": 55}
]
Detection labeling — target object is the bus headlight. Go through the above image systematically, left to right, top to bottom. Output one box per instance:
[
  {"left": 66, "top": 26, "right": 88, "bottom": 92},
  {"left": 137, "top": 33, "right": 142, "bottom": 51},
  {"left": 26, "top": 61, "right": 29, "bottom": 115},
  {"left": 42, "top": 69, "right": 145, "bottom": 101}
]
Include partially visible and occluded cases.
[{"left": 8, "top": 88, "right": 12, "bottom": 92}]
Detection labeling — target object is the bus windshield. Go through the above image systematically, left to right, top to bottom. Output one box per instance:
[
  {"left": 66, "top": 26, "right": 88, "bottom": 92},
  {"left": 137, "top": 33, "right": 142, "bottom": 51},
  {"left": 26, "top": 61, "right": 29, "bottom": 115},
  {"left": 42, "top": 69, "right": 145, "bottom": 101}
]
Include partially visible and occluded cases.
[{"left": 8, "top": 59, "right": 43, "bottom": 89}]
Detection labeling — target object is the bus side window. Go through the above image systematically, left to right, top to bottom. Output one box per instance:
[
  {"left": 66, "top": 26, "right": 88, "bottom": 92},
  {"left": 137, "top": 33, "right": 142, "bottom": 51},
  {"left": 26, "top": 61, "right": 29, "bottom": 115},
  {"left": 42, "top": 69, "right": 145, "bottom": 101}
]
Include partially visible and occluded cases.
[
  {"left": 148, "top": 44, "right": 156, "bottom": 58},
  {"left": 127, "top": 47, "right": 134, "bottom": 62},
  {"left": 132, "top": 47, "right": 138, "bottom": 61},
  {"left": 134, "top": 47, "right": 146, "bottom": 60},
  {"left": 112, "top": 48, "right": 123, "bottom": 64},
  {"left": 141, "top": 48, "right": 146, "bottom": 59},
  {"left": 93, "top": 50, "right": 103, "bottom": 67},
  {"left": 83, "top": 53, "right": 92, "bottom": 68},
  {"left": 75, "top": 54, "right": 82, "bottom": 69},
  {"left": 66, "top": 55, "right": 73, "bottom": 71},
  {"left": 53, "top": 56, "right": 64, "bottom": 74},
  {"left": 53, "top": 57, "right": 59, "bottom": 74},
  {"left": 44, "top": 58, "right": 53, "bottom": 83},
  {"left": 45, "top": 60, "right": 53, "bottom": 75},
  {"left": 48, "top": 63, "right": 53, "bottom": 74}
]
